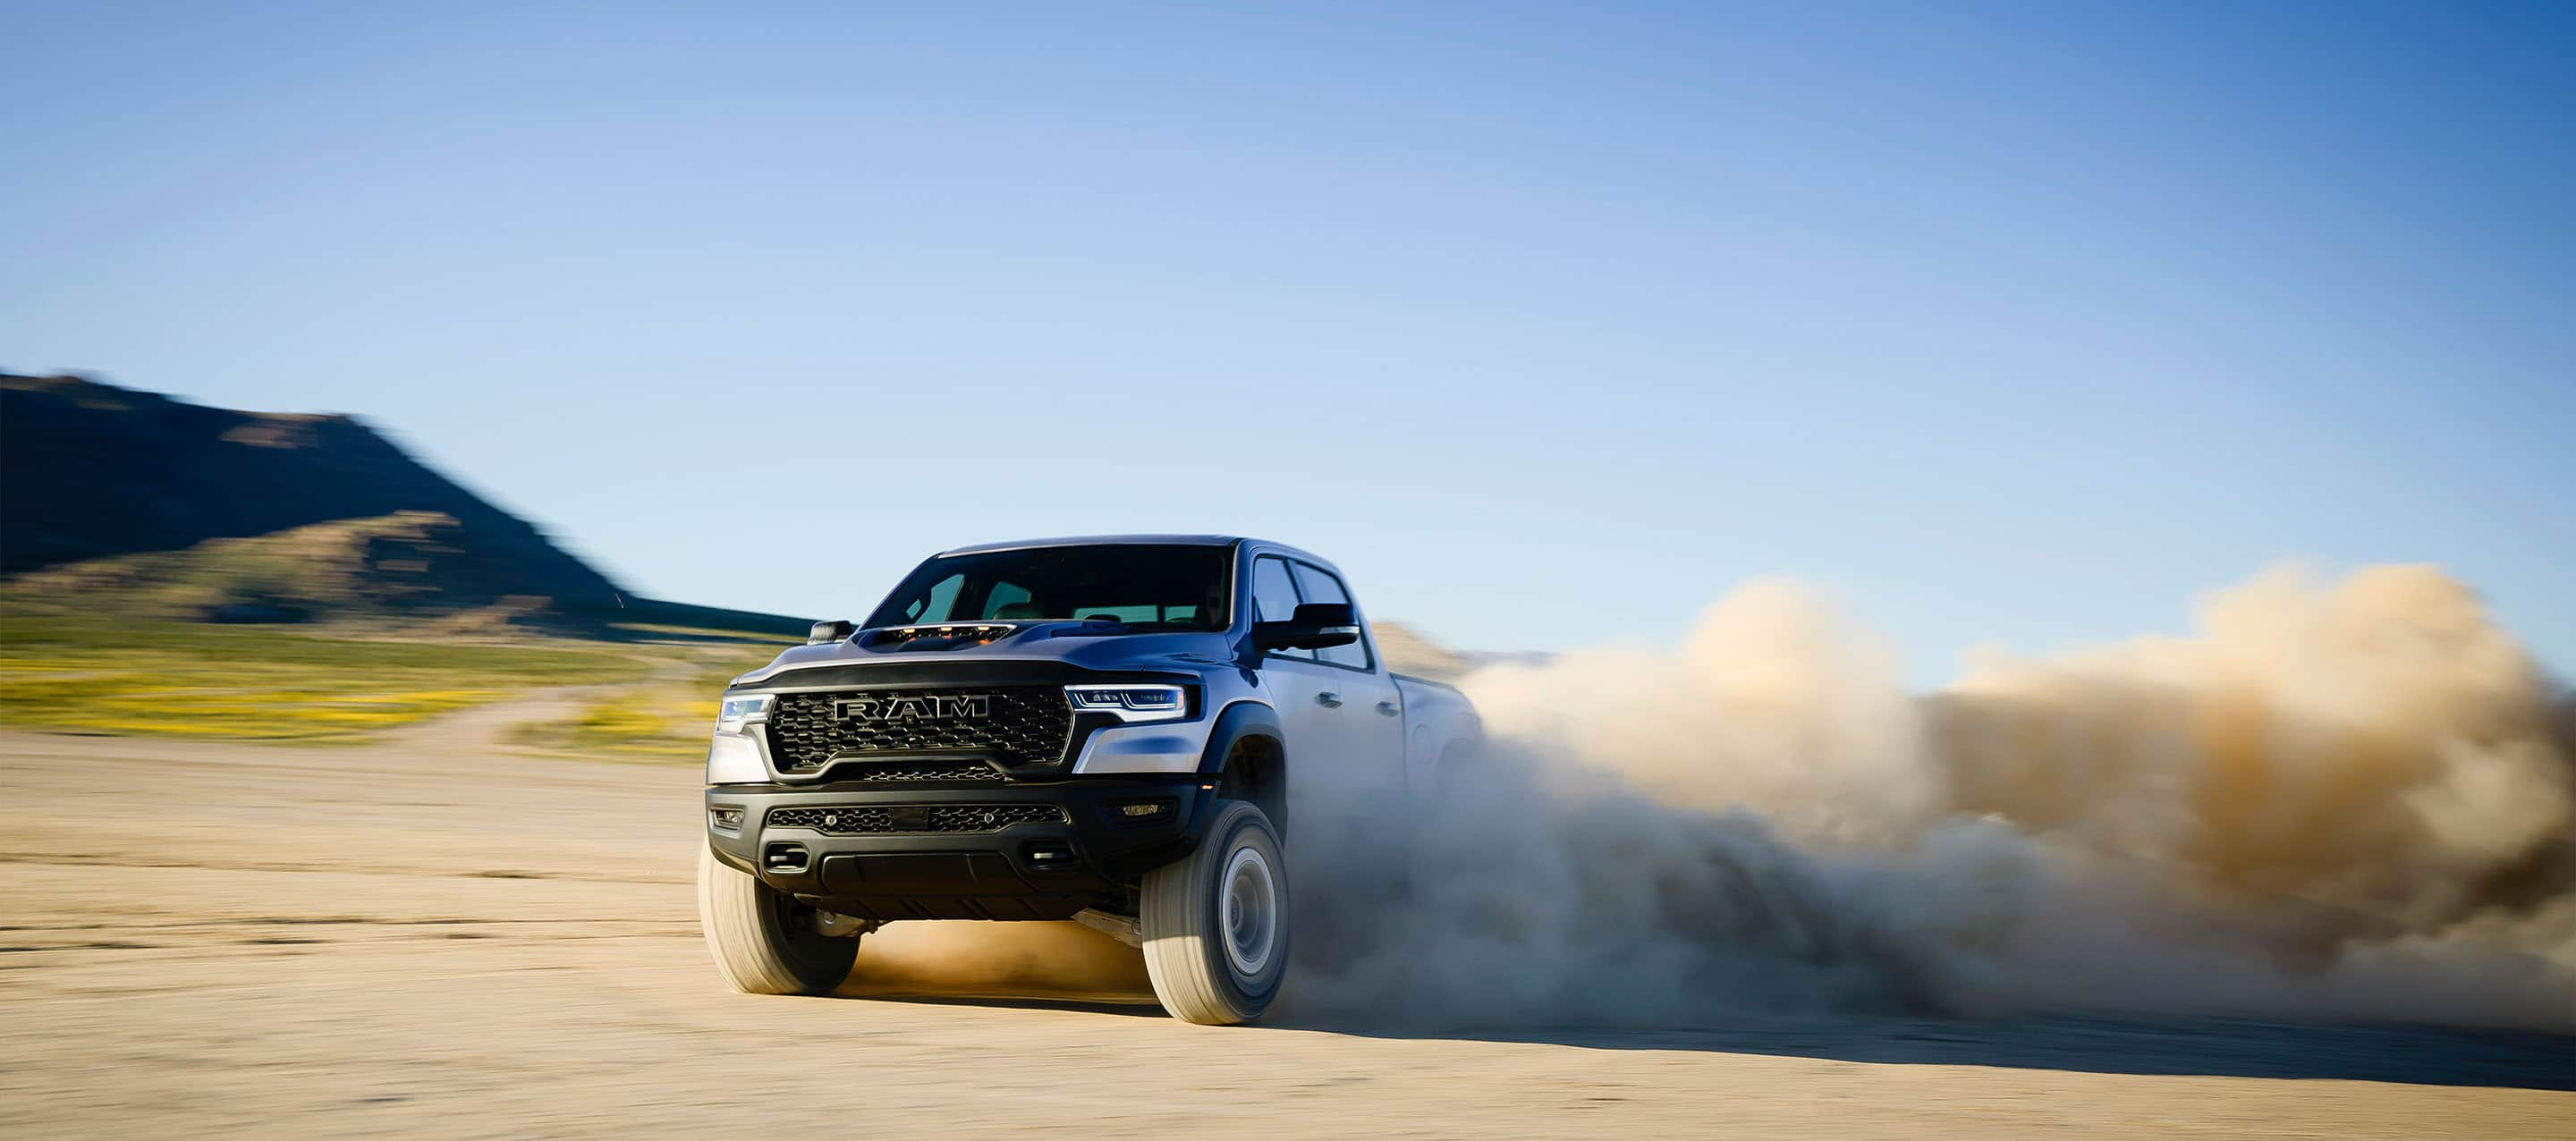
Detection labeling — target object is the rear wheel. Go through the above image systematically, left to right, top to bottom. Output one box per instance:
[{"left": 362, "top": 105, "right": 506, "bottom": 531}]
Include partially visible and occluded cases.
[
  {"left": 1140, "top": 799, "right": 1289, "bottom": 1025},
  {"left": 697, "top": 844, "right": 859, "bottom": 995}
]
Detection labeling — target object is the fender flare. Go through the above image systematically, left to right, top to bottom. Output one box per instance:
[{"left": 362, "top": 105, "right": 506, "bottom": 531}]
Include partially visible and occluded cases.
[
  {"left": 1195, "top": 699, "right": 1284, "bottom": 775},
  {"left": 1196, "top": 699, "right": 1289, "bottom": 836}
]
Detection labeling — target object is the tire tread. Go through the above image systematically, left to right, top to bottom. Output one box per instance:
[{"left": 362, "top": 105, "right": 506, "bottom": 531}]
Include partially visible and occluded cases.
[
  {"left": 1140, "top": 799, "right": 1284, "bottom": 1026},
  {"left": 696, "top": 845, "right": 855, "bottom": 995}
]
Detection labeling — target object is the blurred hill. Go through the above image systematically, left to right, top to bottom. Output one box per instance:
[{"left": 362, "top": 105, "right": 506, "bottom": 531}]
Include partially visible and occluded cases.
[
  {"left": 0, "top": 374, "right": 794, "bottom": 635},
  {"left": 1, "top": 374, "right": 614, "bottom": 596},
  {"left": 10, "top": 510, "right": 618, "bottom": 630}
]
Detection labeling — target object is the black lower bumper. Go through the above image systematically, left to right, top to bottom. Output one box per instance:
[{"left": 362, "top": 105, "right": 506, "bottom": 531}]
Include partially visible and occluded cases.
[{"left": 704, "top": 776, "right": 1218, "bottom": 921}]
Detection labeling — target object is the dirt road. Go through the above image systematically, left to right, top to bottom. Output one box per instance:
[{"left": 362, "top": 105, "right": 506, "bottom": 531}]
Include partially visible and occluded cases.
[{"left": 2, "top": 721, "right": 2569, "bottom": 1137}]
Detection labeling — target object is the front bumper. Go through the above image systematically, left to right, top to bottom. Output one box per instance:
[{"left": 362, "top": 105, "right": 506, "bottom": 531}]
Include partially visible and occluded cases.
[{"left": 704, "top": 775, "right": 1219, "bottom": 921}]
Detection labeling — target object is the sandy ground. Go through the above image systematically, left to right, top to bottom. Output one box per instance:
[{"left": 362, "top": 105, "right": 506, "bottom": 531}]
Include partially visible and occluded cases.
[{"left": 2, "top": 712, "right": 2571, "bottom": 1138}]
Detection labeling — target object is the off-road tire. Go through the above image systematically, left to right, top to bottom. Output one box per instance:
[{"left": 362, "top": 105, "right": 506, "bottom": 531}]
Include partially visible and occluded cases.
[
  {"left": 1140, "top": 799, "right": 1289, "bottom": 1025},
  {"left": 697, "top": 844, "right": 859, "bottom": 995}
]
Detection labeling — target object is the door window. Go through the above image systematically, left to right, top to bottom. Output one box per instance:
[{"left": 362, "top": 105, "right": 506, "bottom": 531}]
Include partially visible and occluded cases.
[
  {"left": 1250, "top": 555, "right": 1313, "bottom": 660},
  {"left": 1291, "top": 562, "right": 1372, "bottom": 670}
]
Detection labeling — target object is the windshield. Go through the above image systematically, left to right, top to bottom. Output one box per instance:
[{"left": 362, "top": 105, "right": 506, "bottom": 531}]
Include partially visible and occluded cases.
[{"left": 865, "top": 545, "right": 1233, "bottom": 631}]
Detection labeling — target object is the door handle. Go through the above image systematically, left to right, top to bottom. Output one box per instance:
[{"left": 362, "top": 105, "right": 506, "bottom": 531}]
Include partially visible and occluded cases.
[
  {"left": 1315, "top": 691, "right": 1343, "bottom": 709},
  {"left": 1376, "top": 700, "right": 1401, "bottom": 716}
]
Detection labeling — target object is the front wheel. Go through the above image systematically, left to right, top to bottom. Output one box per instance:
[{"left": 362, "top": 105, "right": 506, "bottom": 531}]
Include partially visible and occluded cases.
[
  {"left": 1140, "top": 799, "right": 1289, "bottom": 1025},
  {"left": 697, "top": 844, "right": 859, "bottom": 995}
]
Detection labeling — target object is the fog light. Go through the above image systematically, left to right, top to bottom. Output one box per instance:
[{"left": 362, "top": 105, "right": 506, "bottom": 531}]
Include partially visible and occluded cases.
[
  {"left": 1115, "top": 799, "right": 1174, "bottom": 821},
  {"left": 708, "top": 807, "right": 745, "bottom": 833}
]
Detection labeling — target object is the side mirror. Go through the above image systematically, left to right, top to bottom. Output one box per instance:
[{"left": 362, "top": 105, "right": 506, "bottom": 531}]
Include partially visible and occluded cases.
[
  {"left": 1251, "top": 602, "right": 1361, "bottom": 652},
  {"left": 808, "top": 619, "right": 856, "bottom": 645}
]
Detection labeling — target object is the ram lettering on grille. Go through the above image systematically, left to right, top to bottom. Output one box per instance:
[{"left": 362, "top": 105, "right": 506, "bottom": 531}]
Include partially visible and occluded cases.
[{"left": 833, "top": 693, "right": 991, "bottom": 722}]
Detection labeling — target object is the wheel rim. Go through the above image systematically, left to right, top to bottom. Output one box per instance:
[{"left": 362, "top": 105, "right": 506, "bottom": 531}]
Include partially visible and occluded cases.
[{"left": 1219, "top": 844, "right": 1277, "bottom": 978}]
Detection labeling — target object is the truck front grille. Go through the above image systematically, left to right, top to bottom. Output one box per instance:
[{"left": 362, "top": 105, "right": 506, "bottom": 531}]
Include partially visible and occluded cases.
[
  {"left": 765, "top": 686, "right": 1072, "bottom": 773},
  {"left": 766, "top": 804, "right": 1068, "bottom": 834}
]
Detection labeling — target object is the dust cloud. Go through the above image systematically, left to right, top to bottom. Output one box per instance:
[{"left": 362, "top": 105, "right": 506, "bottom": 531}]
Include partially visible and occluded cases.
[
  {"left": 1284, "top": 565, "right": 2576, "bottom": 1031},
  {"left": 852, "top": 920, "right": 1152, "bottom": 998}
]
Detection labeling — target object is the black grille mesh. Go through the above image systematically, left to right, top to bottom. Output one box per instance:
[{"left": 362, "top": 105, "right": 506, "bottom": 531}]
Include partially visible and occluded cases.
[
  {"left": 766, "top": 686, "right": 1072, "bottom": 772},
  {"left": 767, "top": 804, "right": 1068, "bottom": 834}
]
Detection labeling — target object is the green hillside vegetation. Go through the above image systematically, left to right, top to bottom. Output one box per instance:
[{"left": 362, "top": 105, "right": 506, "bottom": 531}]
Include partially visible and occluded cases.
[
  {"left": 0, "top": 504, "right": 801, "bottom": 748},
  {"left": 0, "top": 508, "right": 804, "bottom": 747},
  {"left": 3, "top": 509, "right": 801, "bottom": 635},
  {"left": 9, "top": 511, "right": 545, "bottom": 625},
  {"left": 0, "top": 606, "right": 792, "bottom": 746},
  {"left": 0, "top": 613, "right": 621, "bottom": 740},
  {"left": 501, "top": 657, "right": 766, "bottom": 761}
]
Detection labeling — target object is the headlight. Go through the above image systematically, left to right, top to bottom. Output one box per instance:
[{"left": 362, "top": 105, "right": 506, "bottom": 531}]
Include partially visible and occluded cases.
[
  {"left": 1064, "top": 684, "right": 1188, "bottom": 723},
  {"left": 716, "top": 694, "right": 773, "bottom": 735}
]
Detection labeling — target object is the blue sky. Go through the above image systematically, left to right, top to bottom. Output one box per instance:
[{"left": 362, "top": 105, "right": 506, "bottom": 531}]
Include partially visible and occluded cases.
[{"left": 4, "top": 2, "right": 2569, "bottom": 682}]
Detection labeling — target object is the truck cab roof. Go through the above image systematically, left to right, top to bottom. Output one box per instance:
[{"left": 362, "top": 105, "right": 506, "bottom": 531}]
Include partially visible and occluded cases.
[
  {"left": 937, "top": 534, "right": 1339, "bottom": 570},
  {"left": 939, "top": 534, "right": 1242, "bottom": 556}
]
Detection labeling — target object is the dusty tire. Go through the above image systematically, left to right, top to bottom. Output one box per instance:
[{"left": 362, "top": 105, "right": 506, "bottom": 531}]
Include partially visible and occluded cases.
[
  {"left": 1140, "top": 799, "right": 1289, "bottom": 1025},
  {"left": 696, "top": 844, "right": 858, "bottom": 995}
]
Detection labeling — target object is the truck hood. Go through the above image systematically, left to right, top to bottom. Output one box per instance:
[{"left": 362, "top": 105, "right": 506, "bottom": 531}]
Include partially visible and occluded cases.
[{"left": 733, "top": 621, "right": 1241, "bottom": 686}]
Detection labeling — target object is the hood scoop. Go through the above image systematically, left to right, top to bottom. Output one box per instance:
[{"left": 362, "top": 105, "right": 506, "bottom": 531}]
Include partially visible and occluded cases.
[{"left": 859, "top": 623, "right": 1018, "bottom": 651}]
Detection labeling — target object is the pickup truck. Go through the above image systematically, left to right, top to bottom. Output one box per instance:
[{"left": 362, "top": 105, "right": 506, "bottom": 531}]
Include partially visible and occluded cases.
[{"left": 697, "top": 535, "right": 1479, "bottom": 1024}]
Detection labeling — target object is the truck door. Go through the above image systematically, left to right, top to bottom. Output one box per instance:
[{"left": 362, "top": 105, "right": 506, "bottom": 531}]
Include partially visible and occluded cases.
[
  {"left": 1250, "top": 554, "right": 1406, "bottom": 800},
  {"left": 1290, "top": 561, "right": 1406, "bottom": 792}
]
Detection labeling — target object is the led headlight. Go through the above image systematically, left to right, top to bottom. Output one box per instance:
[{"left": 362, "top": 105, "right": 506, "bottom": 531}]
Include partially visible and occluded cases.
[
  {"left": 1064, "top": 684, "right": 1188, "bottom": 723},
  {"left": 715, "top": 694, "right": 773, "bottom": 735}
]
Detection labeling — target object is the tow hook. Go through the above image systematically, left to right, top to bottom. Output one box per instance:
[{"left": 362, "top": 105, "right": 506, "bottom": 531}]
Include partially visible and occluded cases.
[{"left": 813, "top": 910, "right": 878, "bottom": 939}]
